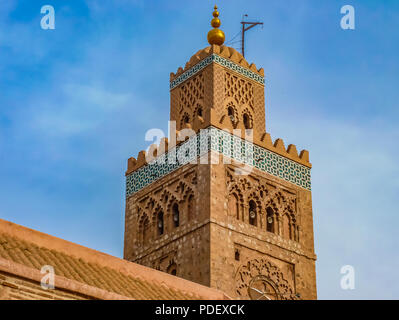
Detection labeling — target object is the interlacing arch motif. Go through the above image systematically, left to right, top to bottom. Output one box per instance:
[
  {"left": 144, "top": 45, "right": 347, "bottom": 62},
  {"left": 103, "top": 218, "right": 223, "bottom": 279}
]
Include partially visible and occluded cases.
[
  {"left": 225, "top": 72, "right": 254, "bottom": 109},
  {"left": 179, "top": 74, "right": 204, "bottom": 113},
  {"left": 226, "top": 169, "right": 299, "bottom": 242},
  {"left": 134, "top": 172, "right": 198, "bottom": 248},
  {"left": 236, "top": 177, "right": 252, "bottom": 193},
  {"left": 174, "top": 180, "right": 194, "bottom": 202},
  {"left": 256, "top": 184, "right": 269, "bottom": 199},
  {"left": 181, "top": 185, "right": 194, "bottom": 202},
  {"left": 159, "top": 188, "right": 172, "bottom": 204},
  {"left": 272, "top": 191, "right": 287, "bottom": 209},
  {"left": 143, "top": 197, "right": 156, "bottom": 211},
  {"left": 264, "top": 197, "right": 280, "bottom": 214},
  {"left": 235, "top": 258, "right": 297, "bottom": 300}
]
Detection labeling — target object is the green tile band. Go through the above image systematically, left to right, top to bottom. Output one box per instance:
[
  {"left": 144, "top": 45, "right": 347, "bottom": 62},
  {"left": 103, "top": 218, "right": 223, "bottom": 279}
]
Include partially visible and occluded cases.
[
  {"left": 170, "top": 54, "right": 265, "bottom": 90},
  {"left": 126, "top": 127, "right": 311, "bottom": 197}
]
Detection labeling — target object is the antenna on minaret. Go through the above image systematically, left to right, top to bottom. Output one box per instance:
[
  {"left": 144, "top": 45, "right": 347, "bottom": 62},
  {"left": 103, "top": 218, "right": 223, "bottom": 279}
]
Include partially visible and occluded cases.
[{"left": 241, "top": 15, "right": 263, "bottom": 57}]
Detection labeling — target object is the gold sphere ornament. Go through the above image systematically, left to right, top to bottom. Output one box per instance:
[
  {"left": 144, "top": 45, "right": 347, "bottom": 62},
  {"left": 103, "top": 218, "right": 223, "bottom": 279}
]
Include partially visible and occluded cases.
[
  {"left": 207, "top": 5, "right": 225, "bottom": 45},
  {"left": 213, "top": 7, "right": 219, "bottom": 18},
  {"left": 211, "top": 17, "right": 221, "bottom": 28}
]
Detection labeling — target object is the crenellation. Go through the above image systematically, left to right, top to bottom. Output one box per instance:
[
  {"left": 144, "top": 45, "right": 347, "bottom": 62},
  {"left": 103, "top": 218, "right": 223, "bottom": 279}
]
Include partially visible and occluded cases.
[{"left": 170, "top": 45, "right": 264, "bottom": 84}]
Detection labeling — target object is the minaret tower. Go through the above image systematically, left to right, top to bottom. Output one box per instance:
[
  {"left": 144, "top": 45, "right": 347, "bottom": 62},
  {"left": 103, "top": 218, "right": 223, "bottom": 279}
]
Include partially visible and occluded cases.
[{"left": 124, "top": 6, "right": 317, "bottom": 300}]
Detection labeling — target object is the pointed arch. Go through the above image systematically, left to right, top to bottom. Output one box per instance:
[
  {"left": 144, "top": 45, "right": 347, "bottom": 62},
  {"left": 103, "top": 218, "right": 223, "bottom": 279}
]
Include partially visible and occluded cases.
[
  {"left": 222, "top": 98, "right": 239, "bottom": 128},
  {"left": 193, "top": 101, "right": 204, "bottom": 120},
  {"left": 241, "top": 108, "right": 253, "bottom": 130},
  {"left": 180, "top": 112, "right": 190, "bottom": 127},
  {"left": 181, "top": 183, "right": 194, "bottom": 202},
  {"left": 228, "top": 183, "right": 244, "bottom": 221},
  {"left": 257, "top": 184, "right": 270, "bottom": 199},
  {"left": 160, "top": 189, "right": 172, "bottom": 205},
  {"left": 271, "top": 190, "right": 287, "bottom": 211},
  {"left": 186, "top": 192, "right": 195, "bottom": 222},
  {"left": 247, "top": 192, "right": 262, "bottom": 227},
  {"left": 228, "top": 193, "right": 240, "bottom": 219},
  {"left": 143, "top": 197, "right": 156, "bottom": 211},
  {"left": 248, "top": 200, "right": 258, "bottom": 226},
  {"left": 172, "top": 202, "right": 180, "bottom": 228},
  {"left": 266, "top": 207, "right": 276, "bottom": 234},
  {"left": 155, "top": 208, "right": 164, "bottom": 236},
  {"left": 138, "top": 212, "right": 152, "bottom": 245},
  {"left": 282, "top": 213, "right": 291, "bottom": 240},
  {"left": 167, "top": 261, "right": 177, "bottom": 276}
]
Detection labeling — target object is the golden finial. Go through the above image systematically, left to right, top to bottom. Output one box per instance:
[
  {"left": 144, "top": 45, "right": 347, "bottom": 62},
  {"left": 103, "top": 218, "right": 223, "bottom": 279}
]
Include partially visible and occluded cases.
[{"left": 207, "top": 5, "right": 225, "bottom": 46}]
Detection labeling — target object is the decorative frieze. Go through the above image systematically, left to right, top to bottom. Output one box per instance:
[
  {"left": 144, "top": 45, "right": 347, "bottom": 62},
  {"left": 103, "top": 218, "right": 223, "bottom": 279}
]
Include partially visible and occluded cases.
[
  {"left": 170, "top": 54, "right": 265, "bottom": 90},
  {"left": 126, "top": 127, "right": 311, "bottom": 197}
]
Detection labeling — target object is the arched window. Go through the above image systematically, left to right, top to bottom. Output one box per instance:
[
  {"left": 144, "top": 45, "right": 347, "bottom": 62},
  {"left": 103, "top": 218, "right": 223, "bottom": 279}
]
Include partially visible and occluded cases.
[
  {"left": 228, "top": 106, "right": 235, "bottom": 122},
  {"left": 197, "top": 107, "right": 203, "bottom": 117},
  {"left": 227, "top": 107, "right": 235, "bottom": 122},
  {"left": 243, "top": 113, "right": 252, "bottom": 129},
  {"left": 180, "top": 114, "right": 190, "bottom": 128},
  {"left": 187, "top": 194, "right": 195, "bottom": 221},
  {"left": 228, "top": 194, "right": 239, "bottom": 219},
  {"left": 249, "top": 200, "right": 257, "bottom": 226},
  {"left": 172, "top": 203, "right": 180, "bottom": 228},
  {"left": 266, "top": 207, "right": 275, "bottom": 233},
  {"left": 157, "top": 211, "right": 164, "bottom": 236},
  {"left": 283, "top": 213, "right": 295, "bottom": 240},
  {"left": 283, "top": 214, "right": 291, "bottom": 240},
  {"left": 291, "top": 216, "right": 298, "bottom": 241},
  {"left": 142, "top": 217, "right": 151, "bottom": 244},
  {"left": 235, "top": 249, "right": 240, "bottom": 261},
  {"left": 167, "top": 263, "right": 177, "bottom": 276}
]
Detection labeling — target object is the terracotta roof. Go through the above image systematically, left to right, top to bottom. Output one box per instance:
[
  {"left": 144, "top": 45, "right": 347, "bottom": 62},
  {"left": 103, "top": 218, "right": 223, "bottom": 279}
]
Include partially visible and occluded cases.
[{"left": 0, "top": 219, "right": 229, "bottom": 300}]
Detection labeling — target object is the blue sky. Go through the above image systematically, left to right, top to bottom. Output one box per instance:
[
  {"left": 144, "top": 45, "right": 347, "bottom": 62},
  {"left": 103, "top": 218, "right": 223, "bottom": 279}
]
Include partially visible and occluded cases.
[{"left": 1, "top": 0, "right": 398, "bottom": 299}]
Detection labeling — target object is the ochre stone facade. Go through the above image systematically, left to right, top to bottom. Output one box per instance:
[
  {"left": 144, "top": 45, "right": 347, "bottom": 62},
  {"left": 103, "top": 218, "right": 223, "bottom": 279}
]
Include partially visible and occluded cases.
[
  {"left": 124, "top": 44, "right": 317, "bottom": 300},
  {"left": 208, "top": 154, "right": 316, "bottom": 299},
  {"left": 125, "top": 164, "right": 211, "bottom": 285}
]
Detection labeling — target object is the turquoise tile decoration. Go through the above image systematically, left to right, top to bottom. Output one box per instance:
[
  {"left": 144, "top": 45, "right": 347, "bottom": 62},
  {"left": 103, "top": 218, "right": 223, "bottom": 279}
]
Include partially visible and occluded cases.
[
  {"left": 170, "top": 54, "right": 265, "bottom": 90},
  {"left": 126, "top": 127, "right": 311, "bottom": 197}
]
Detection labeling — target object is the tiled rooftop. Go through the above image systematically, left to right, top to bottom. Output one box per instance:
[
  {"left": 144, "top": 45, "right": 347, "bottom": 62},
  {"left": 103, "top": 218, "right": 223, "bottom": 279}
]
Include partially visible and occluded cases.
[{"left": 0, "top": 219, "right": 228, "bottom": 300}]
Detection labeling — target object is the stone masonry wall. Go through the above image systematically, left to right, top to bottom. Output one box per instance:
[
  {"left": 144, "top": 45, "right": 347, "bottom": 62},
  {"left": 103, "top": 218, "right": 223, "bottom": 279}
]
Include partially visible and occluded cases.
[
  {"left": 209, "top": 153, "right": 317, "bottom": 299},
  {"left": 124, "top": 160, "right": 212, "bottom": 287}
]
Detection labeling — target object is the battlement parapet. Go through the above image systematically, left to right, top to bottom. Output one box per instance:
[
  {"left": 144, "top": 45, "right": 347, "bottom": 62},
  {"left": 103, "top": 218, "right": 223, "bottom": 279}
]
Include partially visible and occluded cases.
[
  {"left": 170, "top": 45, "right": 265, "bottom": 90},
  {"left": 125, "top": 127, "right": 311, "bottom": 197},
  {"left": 126, "top": 127, "right": 310, "bottom": 176}
]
